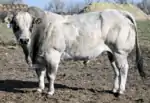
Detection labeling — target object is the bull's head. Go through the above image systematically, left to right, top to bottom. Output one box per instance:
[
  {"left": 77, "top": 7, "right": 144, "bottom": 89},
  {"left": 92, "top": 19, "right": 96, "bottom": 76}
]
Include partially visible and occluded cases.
[{"left": 5, "top": 11, "right": 42, "bottom": 45}]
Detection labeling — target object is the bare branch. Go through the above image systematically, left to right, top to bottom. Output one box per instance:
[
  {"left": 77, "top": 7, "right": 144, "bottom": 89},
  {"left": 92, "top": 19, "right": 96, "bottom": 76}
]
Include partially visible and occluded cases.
[
  {"left": 0, "top": 0, "right": 24, "bottom": 4},
  {"left": 45, "top": 0, "right": 65, "bottom": 12},
  {"left": 84, "top": 0, "right": 93, "bottom": 6}
]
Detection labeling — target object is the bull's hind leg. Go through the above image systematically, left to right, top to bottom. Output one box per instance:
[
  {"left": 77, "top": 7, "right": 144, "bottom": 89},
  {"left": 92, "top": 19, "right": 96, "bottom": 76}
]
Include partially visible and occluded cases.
[
  {"left": 45, "top": 49, "right": 61, "bottom": 96},
  {"left": 107, "top": 52, "right": 120, "bottom": 93},
  {"left": 115, "top": 53, "right": 129, "bottom": 94}
]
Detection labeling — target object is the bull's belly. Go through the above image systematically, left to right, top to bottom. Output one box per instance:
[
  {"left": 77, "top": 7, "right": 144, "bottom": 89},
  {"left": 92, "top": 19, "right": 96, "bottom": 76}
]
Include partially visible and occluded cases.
[
  {"left": 60, "top": 44, "right": 107, "bottom": 61},
  {"left": 60, "top": 52, "right": 89, "bottom": 61}
]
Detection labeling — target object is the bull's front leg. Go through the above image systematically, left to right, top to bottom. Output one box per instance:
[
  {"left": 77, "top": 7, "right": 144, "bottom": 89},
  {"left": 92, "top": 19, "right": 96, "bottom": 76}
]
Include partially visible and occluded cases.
[
  {"left": 21, "top": 45, "right": 32, "bottom": 67},
  {"left": 45, "top": 49, "right": 61, "bottom": 96},
  {"left": 35, "top": 67, "right": 46, "bottom": 93}
]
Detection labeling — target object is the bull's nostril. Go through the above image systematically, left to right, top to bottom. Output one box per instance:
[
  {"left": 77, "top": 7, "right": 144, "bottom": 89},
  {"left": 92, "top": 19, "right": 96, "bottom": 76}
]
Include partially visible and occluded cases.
[
  {"left": 19, "top": 39, "right": 24, "bottom": 44},
  {"left": 24, "top": 39, "right": 29, "bottom": 44},
  {"left": 26, "top": 39, "right": 29, "bottom": 42}
]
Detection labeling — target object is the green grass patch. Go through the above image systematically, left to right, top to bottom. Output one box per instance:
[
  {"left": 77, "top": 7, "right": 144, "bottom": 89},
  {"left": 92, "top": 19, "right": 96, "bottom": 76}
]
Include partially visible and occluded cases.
[
  {"left": 136, "top": 20, "right": 150, "bottom": 51},
  {"left": 137, "top": 20, "right": 150, "bottom": 41},
  {"left": 0, "top": 23, "right": 17, "bottom": 46}
]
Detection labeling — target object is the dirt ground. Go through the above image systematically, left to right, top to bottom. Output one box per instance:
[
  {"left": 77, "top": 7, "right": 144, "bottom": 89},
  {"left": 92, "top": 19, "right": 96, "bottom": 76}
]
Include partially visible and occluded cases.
[{"left": 0, "top": 44, "right": 149, "bottom": 103}]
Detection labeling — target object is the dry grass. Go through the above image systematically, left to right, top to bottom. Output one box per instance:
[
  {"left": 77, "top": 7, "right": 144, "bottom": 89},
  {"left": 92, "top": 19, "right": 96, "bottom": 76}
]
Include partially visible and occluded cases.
[{"left": 83, "top": 3, "right": 148, "bottom": 20}]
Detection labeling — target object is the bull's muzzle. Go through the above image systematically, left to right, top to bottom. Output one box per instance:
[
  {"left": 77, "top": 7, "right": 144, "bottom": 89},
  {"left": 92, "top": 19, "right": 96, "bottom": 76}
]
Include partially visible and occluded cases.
[{"left": 19, "top": 38, "right": 29, "bottom": 45}]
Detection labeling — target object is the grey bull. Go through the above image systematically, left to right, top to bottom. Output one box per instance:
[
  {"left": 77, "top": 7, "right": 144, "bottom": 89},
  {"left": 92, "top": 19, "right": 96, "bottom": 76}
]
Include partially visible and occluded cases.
[{"left": 6, "top": 7, "right": 145, "bottom": 96}]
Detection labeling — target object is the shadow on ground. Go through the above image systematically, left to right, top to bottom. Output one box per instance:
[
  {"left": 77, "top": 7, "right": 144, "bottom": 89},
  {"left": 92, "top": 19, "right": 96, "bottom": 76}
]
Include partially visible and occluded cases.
[{"left": 0, "top": 79, "right": 116, "bottom": 95}]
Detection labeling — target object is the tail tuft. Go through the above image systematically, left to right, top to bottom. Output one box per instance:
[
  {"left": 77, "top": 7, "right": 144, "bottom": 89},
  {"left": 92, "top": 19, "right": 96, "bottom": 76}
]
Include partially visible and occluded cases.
[{"left": 137, "top": 56, "right": 146, "bottom": 78}]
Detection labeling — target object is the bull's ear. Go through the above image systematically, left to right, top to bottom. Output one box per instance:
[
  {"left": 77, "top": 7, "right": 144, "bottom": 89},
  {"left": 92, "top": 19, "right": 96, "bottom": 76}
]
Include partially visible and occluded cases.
[
  {"left": 4, "top": 11, "right": 14, "bottom": 23},
  {"left": 4, "top": 16, "right": 13, "bottom": 28},
  {"left": 4, "top": 16, "right": 12, "bottom": 24},
  {"left": 33, "top": 18, "right": 42, "bottom": 24}
]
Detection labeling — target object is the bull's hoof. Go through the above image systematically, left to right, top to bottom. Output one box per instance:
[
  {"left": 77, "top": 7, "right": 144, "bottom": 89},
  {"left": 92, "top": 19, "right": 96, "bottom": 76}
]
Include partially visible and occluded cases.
[
  {"left": 83, "top": 60, "right": 89, "bottom": 66},
  {"left": 37, "top": 88, "right": 43, "bottom": 93},
  {"left": 112, "top": 88, "right": 118, "bottom": 94},
  {"left": 112, "top": 89, "right": 121, "bottom": 97},
  {"left": 112, "top": 89, "right": 124, "bottom": 97},
  {"left": 119, "top": 90, "right": 124, "bottom": 95},
  {"left": 47, "top": 91, "right": 54, "bottom": 96},
  {"left": 114, "top": 92, "right": 120, "bottom": 97}
]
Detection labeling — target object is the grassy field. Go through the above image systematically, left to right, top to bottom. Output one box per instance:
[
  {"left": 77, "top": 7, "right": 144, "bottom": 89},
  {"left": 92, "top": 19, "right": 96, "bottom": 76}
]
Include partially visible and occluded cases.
[
  {"left": 0, "top": 20, "right": 149, "bottom": 103},
  {"left": 137, "top": 20, "right": 150, "bottom": 38},
  {"left": 0, "top": 23, "right": 16, "bottom": 46}
]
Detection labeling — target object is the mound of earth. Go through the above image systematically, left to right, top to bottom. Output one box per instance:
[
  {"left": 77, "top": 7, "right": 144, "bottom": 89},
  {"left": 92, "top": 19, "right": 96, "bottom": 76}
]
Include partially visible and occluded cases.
[{"left": 80, "top": 3, "right": 149, "bottom": 20}]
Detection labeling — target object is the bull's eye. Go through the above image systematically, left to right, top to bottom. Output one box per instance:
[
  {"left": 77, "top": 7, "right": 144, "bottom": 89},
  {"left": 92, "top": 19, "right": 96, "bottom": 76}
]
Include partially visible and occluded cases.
[
  {"left": 12, "top": 21, "right": 20, "bottom": 32},
  {"left": 29, "top": 24, "right": 34, "bottom": 32},
  {"left": 13, "top": 25, "right": 20, "bottom": 31},
  {"left": 29, "top": 26, "right": 33, "bottom": 32}
]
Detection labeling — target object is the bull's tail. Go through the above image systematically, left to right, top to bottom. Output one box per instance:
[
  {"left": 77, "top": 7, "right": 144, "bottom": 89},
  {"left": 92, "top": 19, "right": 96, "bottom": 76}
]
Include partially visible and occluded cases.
[
  {"left": 120, "top": 10, "right": 137, "bottom": 26},
  {"left": 123, "top": 11, "right": 146, "bottom": 78},
  {"left": 135, "top": 26, "right": 146, "bottom": 78}
]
